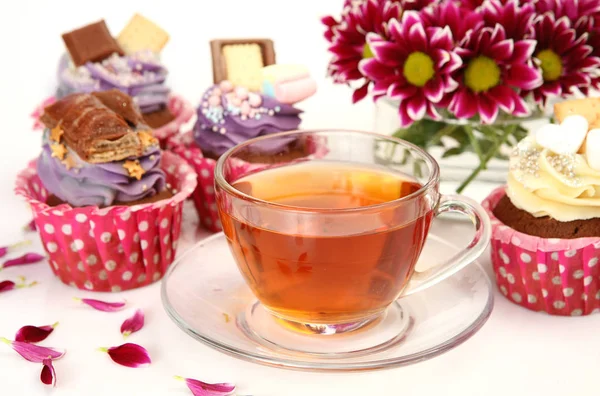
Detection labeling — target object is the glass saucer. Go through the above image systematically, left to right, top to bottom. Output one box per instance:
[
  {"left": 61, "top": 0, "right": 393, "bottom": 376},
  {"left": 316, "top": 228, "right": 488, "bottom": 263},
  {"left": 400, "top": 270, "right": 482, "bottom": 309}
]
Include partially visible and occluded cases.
[{"left": 161, "top": 232, "right": 493, "bottom": 372}]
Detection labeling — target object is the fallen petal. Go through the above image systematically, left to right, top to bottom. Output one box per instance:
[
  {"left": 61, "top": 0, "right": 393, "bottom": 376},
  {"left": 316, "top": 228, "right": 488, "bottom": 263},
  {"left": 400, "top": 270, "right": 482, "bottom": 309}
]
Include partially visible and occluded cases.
[
  {"left": 23, "top": 220, "right": 36, "bottom": 232},
  {"left": 0, "top": 241, "right": 32, "bottom": 259},
  {"left": 1, "top": 253, "right": 46, "bottom": 270},
  {"left": 0, "top": 278, "right": 37, "bottom": 293},
  {"left": 0, "top": 280, "right": 15, "bottom": 292},
  {"left": 75, "top": 297, "right": 126, "bottom": 312},
  {"left": 121, "top": 309, "right": 145, "bottom": 338},
  {"left": 15, "top": 322, "right": 59, "bottom": 343},
  {"left": 0, "top": 337, "right": 65, "bottom": 362},
  {"left": 99, "top": 343, "right": 151, "bottom": 368},
  {"left": 41, "top": 358, "right": 57, "bottom": 387},
  {"left": 175, "top": 376, "right": 236, "bottom": 396}
]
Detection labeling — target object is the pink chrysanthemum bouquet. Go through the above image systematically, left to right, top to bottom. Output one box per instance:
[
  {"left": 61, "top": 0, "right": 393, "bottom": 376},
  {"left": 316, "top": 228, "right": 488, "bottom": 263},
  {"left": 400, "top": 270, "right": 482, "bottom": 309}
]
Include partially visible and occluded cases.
[{"left": 323, "top": 0, "right": 600, "bottom": 191}]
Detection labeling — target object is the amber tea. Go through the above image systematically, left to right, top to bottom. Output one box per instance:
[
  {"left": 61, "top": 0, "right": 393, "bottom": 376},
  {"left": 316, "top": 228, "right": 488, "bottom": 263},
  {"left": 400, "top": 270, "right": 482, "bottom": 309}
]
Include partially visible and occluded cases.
[{"left": 219, "top": 161, "right": 434, "bottom": 324}]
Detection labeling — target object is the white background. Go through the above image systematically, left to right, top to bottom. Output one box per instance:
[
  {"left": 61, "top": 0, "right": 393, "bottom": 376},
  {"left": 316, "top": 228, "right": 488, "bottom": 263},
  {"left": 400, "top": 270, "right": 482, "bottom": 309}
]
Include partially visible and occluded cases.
[{"left": 1, "top": 1, "right": 600, "bottom": 395}]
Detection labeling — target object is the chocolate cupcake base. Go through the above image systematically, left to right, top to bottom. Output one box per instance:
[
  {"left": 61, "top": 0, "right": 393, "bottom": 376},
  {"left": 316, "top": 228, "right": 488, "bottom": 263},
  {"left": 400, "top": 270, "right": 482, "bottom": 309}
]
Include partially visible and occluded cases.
[{"left": 493, "top": 195, "right": 600, "bottom": 239}]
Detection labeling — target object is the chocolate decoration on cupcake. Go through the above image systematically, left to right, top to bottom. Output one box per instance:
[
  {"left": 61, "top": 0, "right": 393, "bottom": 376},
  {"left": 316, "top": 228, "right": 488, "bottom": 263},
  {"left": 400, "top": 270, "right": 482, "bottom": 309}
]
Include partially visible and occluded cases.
[
  {"left": 58, "top": 16, "right": 176, "bottom": 130},
  {"left": 37, "top": 90, "right": 167, "bottom": 207}
]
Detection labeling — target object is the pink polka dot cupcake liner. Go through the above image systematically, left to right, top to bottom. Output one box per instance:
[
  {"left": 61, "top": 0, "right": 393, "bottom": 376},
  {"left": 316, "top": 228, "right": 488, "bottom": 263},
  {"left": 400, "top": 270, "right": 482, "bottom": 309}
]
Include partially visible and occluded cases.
[
  {"left": 30, "top": 94, "right": 195, "bottom": 147},
  {"left": 167, "top": 132, "right": 329, "bottom": 233},
  {"left": 14, "top": 151, "right": 197, "bottom": 292},
  {"left": 483, "top": 186, "right": 600, "bottom": 316}
]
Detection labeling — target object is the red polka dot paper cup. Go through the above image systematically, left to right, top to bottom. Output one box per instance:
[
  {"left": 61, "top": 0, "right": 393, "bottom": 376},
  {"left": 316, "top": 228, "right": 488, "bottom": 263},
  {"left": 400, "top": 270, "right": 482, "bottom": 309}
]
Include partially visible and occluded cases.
[
  {"left": 30, "top": 94, "right": 194, "bottom": 148},
  {"left": 151, "top": 95, "right": 195, "bottom": 146},
  {"left": 166, "top": 132, "right": 257, "bottom": 232},
  {"left": 14, "top": 151, "right": 197, "bottom": 292},
  {"left": 483, "top": 186, "right": 600, "bottom": 316}
]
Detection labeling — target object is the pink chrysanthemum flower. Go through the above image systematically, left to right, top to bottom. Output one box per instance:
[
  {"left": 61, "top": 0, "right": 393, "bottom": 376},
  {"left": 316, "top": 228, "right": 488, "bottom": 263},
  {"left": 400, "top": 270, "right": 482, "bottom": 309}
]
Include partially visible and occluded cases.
[
  {"left": 324, "top": 0, "right": 403, "bottom": 103},
  {"left": 422, "top": 0, "right": 483, "bottom": 43},
  {"left": 458, "top": 0, "right": 533, "bottom": 12},
  {"left": 481, "top": 0, "right": 536, "bottom": 41},
  {"left": 535, "top": 0, "right": 600, "bottom": 34},
  {"left": 359, "top": 11, "right": 462, "bottom": 126},
  {"left": 527, "top": 13, "right": 600, "bottom": 103},
  {"left": 448, "top": 24, "right": 542, "bottom": 124}
]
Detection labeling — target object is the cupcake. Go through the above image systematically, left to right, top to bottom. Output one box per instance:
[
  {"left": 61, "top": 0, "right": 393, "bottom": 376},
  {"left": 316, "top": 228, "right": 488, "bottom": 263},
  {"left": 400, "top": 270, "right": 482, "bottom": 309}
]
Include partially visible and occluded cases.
[
  {"left": 33, "top": 16, "right": 194, "bottom": 145},
  {"left": 168, "top": 73, "right": 320, "bottom": 232},
  {"left": 15, "top": 90, "right": 197, "bottom": 292},
  {"left": 483, "top": 97, "right": 600, "bottom": 316}
]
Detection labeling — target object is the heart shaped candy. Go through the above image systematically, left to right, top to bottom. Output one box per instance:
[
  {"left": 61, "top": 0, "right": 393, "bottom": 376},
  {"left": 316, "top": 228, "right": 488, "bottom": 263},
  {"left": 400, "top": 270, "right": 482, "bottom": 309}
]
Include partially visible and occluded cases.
[
  {"left": 535, "top": 115, "right": 588, "bottom": 154},
  {"left": 586, "top": 128, "right": 600, "bottom": 171}
]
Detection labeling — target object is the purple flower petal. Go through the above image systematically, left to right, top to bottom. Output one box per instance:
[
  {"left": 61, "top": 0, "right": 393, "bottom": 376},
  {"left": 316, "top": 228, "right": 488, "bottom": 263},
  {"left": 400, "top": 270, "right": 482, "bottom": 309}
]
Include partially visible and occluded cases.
[
  {"left": 408, "top": 22, "right": 428, "bottom": 52},
  {"left": 429, "top": 26, "right": 453, "bottom": 50},
  {"left": 490, "top": 39, "right": 514, "bottom": 61},
  {"left": 510, "top": 40, "right": 536, "bottom": 63},
  {"left": 358, "top": 58, "right": 393, "bottom": 81},
  {"left": 505, "top": 64, "right": 543, "bottom": 90},
  {"left": 424, "top": 77, "right": 444, "bottom": 103},
  {"left": 352, "top": 82, "right": 370, "bottom": 103},
  {"left": 388, "top": 82, "right": 417, "bottom": 101},
  {"left": 486, "top": 86, "right": 515, "bottom": 113},
  {"left": 450, "top": 89, "right": 478, "bottom": 120},
  {"left": 405, "top": 94, "right": 427, "bottom": 121},
  {"left": 478, "top": 94, "right": 499, "bottom": 124},
  {"left": 397, "top": 101, "right": 414, "bottom": 127},
  {"left": 0, "top": 241, "right": 31, "bottom": 259},
  {"left": 1, "top": 253, "right": 45, "bottom": 270},
  {"left": 0, "top": 278, "right": 37, "bottom": 293},
  {"left": 0, "top": 280, "right": 15, "bottom": 293},
  {"left": 75, "top": 298, "right": 126, "bottom": 312},
  {"left": 121, "top": 309, "right": 145, "bottom": 338},
  {"left": 15, "top": 322, "right": 58, "bottom": 343},
  {"left": 0, "top": 337, "right": 65, "bottom": 362},
  {"left": 99, "top": 343, "right": 151, "bottom": 368},
  {"left": 41, "top": 358, "right": 56, "bottom": 387},
  {"left": 175, "top": 376, "right": 236, "bottom": 396}
]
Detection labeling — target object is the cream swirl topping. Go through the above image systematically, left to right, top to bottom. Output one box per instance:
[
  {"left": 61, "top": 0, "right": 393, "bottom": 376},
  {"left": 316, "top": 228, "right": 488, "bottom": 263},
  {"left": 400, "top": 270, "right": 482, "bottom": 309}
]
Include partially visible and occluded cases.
[{"left": 507, "top": 136, "right": 600, "bottom": 221}]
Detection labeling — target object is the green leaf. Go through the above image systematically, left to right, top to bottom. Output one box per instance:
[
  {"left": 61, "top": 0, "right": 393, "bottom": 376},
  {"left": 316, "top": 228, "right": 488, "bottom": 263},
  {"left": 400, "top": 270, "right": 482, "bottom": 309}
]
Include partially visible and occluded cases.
[{"left": 442, "top": 147, "right": 464, "bottom": 158}]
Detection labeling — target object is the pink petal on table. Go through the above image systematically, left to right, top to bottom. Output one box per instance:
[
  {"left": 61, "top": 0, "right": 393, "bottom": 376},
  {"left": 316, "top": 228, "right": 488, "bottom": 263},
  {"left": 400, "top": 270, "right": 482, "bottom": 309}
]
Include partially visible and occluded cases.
[
  {"left": 23, "top": 220, "right": 36, "bottom": 232},
  {"left": 0, "top": 240, "right": 31, "bottom": 259},
  {"left": 1, "top": 253, "right": 46, "bottom": 270},
  {"left": 0, "top": 278, "right": 37, "bottom": 293},
  {"left": 0, "top": 280, "right": 15, "bottom": 292},
  {"left": 74, "top": 298, "right": 126, "bottom": 312},
  {"left": 121, "top": 309, "right": 144, "bottom": 338},
  {"left": 15, "top": 322, "right": 59, "bottom": 343},
  {"left": 0, "top": 337, "right": 65, "bottom": 362},
  {"left": 99, "top": 343, "right": 151, "bottom": 368},
  {"left": 41, "top": 358, "right": 56, "bottom": 387},
  {"left": 175, "top": 376, "right": 236, "bottom": 396}
]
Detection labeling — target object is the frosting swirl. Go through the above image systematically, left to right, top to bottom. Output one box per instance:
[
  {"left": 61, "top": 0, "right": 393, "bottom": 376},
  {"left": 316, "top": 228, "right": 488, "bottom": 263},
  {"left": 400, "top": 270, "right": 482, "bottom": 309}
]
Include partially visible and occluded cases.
[
  {"left": 57, "top": 50, "right": 169, "bottom": 114},
  {"left": 193, "top": 83, "right": 302, "bottom": 157},
  {"left": 37, "top": 131, "right": 166, "bottom": 207},
  {"left": 507, "top": 136, "right": 600, "bottom": 221}
]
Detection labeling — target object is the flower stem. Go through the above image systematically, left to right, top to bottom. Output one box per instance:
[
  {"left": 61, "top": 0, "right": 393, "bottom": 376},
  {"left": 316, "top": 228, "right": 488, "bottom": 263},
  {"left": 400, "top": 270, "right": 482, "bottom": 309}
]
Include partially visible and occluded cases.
[
  {"left": 430, "top": 124, "right": 458, "bottom": 145},
  {"left": 456, "top": 124, "right": 517, "bottom": 194},
  {"left": 0, "top": 337, "right": 11, "bottom": 345},
  {"left": 97, "top": 347, "right": 109, "bottom": 353},
  {"left": 174, "top": 375, "right": 185, "bottom": 382}
]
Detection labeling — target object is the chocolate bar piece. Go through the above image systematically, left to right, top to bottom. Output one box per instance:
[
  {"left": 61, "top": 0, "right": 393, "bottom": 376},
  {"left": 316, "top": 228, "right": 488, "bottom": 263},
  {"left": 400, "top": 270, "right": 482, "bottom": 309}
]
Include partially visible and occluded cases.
[
  {"left": 62, "top": 20, "right": 124, "bottom": 67},
  {"left": 210, "top": 39, "right": 275, "bottom": 90},
  {"left": 40, "top": 90, "right": 156, "bottom": 163},
  {"left": 142, "top": 107, "right": 175, "bottom": 128}
]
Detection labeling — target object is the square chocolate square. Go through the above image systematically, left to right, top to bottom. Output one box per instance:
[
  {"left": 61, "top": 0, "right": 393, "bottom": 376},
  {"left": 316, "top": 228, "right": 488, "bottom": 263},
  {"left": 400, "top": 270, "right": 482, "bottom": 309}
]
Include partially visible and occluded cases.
[
  {"left": 62, "top": 20, "right": 124, "bottom": 67},
  {"left": 210, "top": 39, "right": 275, "bottom": 90}
]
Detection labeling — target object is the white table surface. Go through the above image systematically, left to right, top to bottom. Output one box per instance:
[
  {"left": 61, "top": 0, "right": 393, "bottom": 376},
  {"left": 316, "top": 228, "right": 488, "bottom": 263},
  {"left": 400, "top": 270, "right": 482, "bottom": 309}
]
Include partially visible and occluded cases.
[{"left": 3, "top": 1, "right": 600, "bottom": 395}]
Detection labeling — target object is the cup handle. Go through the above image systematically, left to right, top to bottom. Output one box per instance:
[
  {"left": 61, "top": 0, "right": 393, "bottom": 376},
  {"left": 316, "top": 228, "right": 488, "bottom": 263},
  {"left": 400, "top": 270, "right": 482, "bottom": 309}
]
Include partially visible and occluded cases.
[{"left": 400, "top": 195, "right": 491, "bottom": 297}]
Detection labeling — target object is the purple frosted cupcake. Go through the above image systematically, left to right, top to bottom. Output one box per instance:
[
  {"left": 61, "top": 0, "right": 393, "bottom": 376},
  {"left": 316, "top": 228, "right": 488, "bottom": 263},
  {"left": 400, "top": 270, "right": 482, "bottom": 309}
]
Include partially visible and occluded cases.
[{"left": 193, "top": 81, "right": 304, "bottom": 160}]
